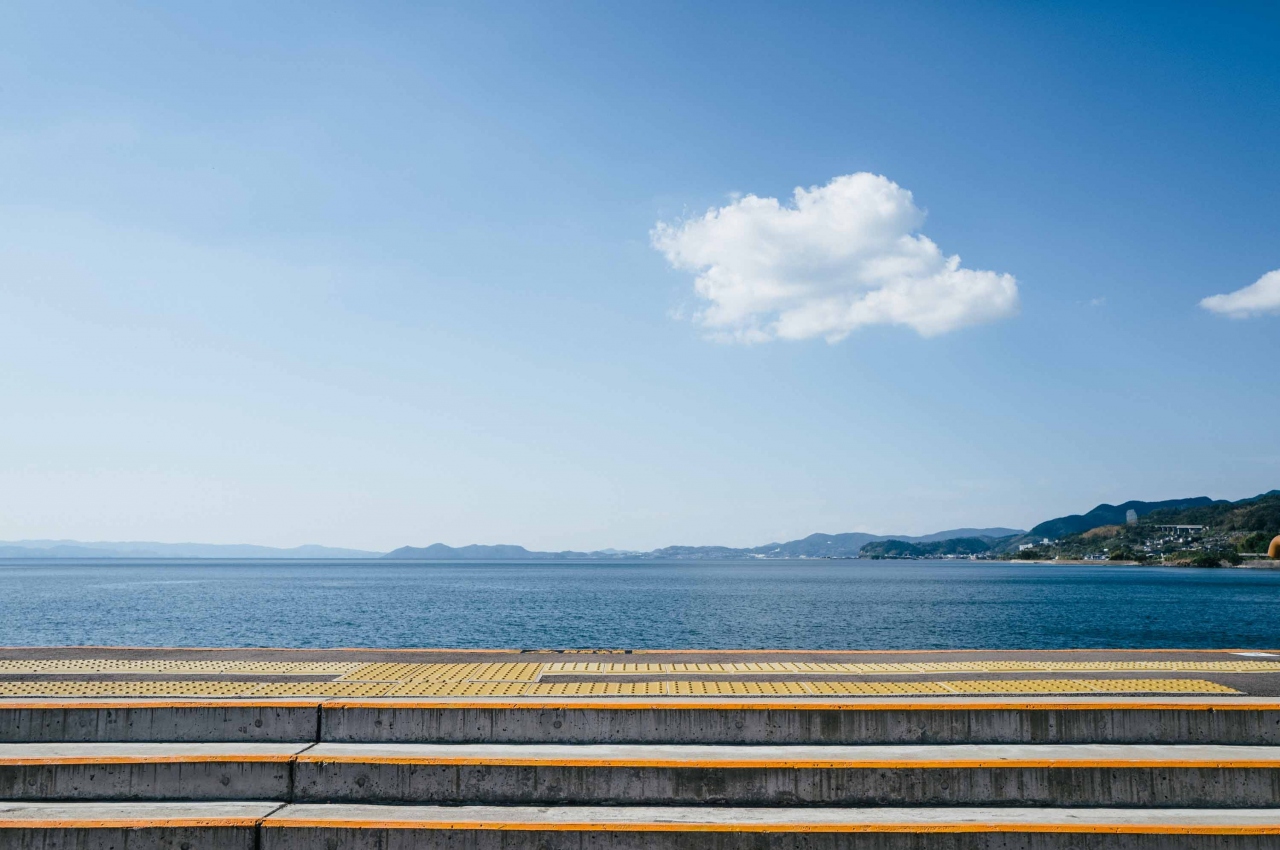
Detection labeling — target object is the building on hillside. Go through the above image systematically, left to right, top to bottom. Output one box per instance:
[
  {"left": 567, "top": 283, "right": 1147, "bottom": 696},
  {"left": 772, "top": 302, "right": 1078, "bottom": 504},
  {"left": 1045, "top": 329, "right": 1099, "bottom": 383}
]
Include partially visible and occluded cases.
[{"left": 1154, "top": 525, "right": 1205, "bottom": 536}]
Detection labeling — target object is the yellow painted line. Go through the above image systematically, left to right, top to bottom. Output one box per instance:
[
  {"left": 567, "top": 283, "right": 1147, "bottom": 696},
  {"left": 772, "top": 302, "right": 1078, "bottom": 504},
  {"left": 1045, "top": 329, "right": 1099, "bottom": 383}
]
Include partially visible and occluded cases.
[
  {"left": 521, "top": 647, "right": 1280, "bottom": 655},
  {"left": 0, "top": 700, "right": 323, "bottom": 708},
  {"left": 292, "top": 754, "right": 1280, "bottom": 769},
  {"left": 259, "top": 818, "right": 1280, "bottom": 835}
]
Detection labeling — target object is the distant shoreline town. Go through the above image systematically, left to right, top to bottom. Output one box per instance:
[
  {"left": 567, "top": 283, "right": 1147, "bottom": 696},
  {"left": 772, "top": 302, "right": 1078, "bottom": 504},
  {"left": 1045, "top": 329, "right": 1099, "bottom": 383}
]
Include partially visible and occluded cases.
[{"left": 3, "top": 491, "right": 1277, "bottom": 567}]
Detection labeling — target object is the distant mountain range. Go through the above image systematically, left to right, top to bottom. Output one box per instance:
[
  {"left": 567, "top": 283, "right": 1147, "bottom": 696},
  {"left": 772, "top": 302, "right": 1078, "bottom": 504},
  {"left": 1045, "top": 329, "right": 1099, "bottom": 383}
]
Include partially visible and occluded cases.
[
  {"left": 4, "top": 490, "right": 1275, "bottom": 560},
  {"left": 381, "top": 529, "right": 1025, "bottom": 561},
  {"left": 0, "top": 541, "right": 381, "bottom": 559}
]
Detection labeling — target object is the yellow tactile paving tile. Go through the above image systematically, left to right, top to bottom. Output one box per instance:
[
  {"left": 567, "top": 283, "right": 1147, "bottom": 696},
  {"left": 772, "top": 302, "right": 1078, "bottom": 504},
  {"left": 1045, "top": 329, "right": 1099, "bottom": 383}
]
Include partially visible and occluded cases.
[
  {"left": 0, "top": 660, "right": 361, "bottom": 676},
  {"left": 547, "top": 660, "right": 1280, "bottom": 676},
  {"left": 224, "top": 662, "right": 362, "bottom": 675},
  {"left": 338, "top": 663, "right": 434, "bottom": 682},
  {"left": 342, "top": 663, "right": 544, "bottom": 683},
  {"left": 395, "top": 663, "right": 483, "bottom": 682},
  {"left": 463, "top": 663, "right": 544, "bottom": 682},
  {"left": 938, "top": 679, "right": 1239, "bottom": 696},
  {"left": 375, "top": 680, "right": 464, "bottom": 697},
  {"left": 0, "top": 681, "right": 265, "bottom": 698},
  {"left": 385, "top": 681, "right": 532, "bottom": 698},
  {"left": 668, "top": 681, "right": 814, "bottom": 696},
  {"left": 805, "top": 681, "right": 957, "bottom": 696},
  {"left": 250, "top": 682, "right": 396, "bottom": 697},
  {"left": 528, "top": 682, "right": 670, "bottom": 697}
]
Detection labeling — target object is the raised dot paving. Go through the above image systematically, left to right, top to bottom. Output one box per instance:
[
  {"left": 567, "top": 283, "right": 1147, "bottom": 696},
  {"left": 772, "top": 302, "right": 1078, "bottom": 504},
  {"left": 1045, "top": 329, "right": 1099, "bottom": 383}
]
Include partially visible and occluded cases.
[{"left": 1, "top": 648, "right": 1278, "bottom": 699}]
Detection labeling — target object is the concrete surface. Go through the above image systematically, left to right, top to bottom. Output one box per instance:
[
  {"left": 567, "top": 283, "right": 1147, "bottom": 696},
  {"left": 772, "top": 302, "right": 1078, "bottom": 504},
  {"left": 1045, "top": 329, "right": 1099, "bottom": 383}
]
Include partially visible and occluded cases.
[
  {"left": 0, "top": 700, "right": 319, "bottom": 743},
  {"left": 319, "top": 701, "right": 1280, "bottom": 744},
  {"left": 297, "top": 741, "right": 1280, "bottom": 764},
  {"left": 0, "top": 743, "right": 308, "bottom": 801},
  {"left": 291, "top": 743, "right": 1280, "bottom": 807},
  {"left": 0, "top": 801, "right": 278, "bottom": 850},
  {"left": 264, "top": 802, "right": 1280, "bottom": 827},
  {"left": 258, "top": 805, "right": 1280, "bottom": 848}
]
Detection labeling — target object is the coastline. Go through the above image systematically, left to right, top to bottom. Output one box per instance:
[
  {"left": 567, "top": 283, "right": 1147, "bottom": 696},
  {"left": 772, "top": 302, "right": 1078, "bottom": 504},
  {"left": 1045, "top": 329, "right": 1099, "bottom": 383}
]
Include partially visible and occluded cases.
[{"left": 1013, "top": 558, "right": 1279, "bottom": 570}]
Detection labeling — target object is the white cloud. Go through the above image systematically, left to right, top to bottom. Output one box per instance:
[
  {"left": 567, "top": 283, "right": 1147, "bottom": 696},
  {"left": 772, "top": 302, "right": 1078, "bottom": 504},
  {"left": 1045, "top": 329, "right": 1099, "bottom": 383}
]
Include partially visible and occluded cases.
[
  {"left": 652, "top": 173, "right": 1018, "bottom": 342},
  {"left": 1199, "top": 269, "right": 1280, "bottom": 319}
]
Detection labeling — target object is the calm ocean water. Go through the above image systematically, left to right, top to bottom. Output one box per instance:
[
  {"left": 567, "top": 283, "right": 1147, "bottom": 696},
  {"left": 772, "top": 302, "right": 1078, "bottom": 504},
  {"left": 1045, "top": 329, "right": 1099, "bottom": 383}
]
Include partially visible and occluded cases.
[{"left": 1, "top": 559, "right": 1278, "bottom": 650}]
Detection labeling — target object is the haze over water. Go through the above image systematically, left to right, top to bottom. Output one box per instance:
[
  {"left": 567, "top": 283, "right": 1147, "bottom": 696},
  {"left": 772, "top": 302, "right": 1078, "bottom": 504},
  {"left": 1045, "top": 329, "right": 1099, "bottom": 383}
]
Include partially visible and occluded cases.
[{"left": 2, "top": 559, "right": 1278, "bottom": 650}]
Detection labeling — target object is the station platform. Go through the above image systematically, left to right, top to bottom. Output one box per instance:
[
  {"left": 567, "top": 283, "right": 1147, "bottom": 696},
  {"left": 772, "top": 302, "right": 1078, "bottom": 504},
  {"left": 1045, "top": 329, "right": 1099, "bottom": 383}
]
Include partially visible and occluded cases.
[{"left": 4, "top": 648, "right": 1280, "bottom": 848}]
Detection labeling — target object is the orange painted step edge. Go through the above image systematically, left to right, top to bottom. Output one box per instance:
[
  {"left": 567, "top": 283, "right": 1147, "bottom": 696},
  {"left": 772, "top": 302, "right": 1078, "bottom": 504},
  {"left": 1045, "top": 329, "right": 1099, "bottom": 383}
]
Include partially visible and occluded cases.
[
  {"left": 0, "top": 700, "right": 323, "bottom": 709},
  {"left": 5, "top": 754, "right": 1277, "bottom": 769},
  {"left": 1, "top": 755, "right": 295, "bottom": 765},
  {"left": 292, "top": 755, "right": 1280, "bottom": 769},
  {"left": 3, "top": 817, "right": 1278, "bottom": 834},
  {"left": 0, "top": 818, "right": 261, "bottom": 828},
  {"left": 260, "top": 818, "right": 1280, "bottom": 835}
]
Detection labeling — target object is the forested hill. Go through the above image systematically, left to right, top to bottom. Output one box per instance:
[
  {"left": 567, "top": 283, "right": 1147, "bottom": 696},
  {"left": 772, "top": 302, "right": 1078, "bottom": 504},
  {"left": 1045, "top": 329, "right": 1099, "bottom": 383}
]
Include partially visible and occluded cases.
[
  {"left": 1029, "top": 491, "right": 1280, "bottom": 541},
  {"left": 1028, "top": 498, "right": 1219, "bottom": 539},
  {"left": 859, "top": 536, "right": 1015, "bottom": 559}
]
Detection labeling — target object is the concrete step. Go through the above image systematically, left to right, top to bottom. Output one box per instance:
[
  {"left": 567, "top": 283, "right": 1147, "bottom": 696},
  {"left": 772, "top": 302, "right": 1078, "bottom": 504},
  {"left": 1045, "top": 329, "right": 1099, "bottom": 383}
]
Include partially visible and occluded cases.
[
  {"left": 7, "top": 697, "right": 1280, "bottom": 745},
  {"left": 320, "top": 697, "right": 1280, "bottom": 745},
  {"left": 0, "top": 699, "right": 319, "bottom": 743},
  {"left": 5, "top": 742, "right": 1280, "bottom": 807},
  {"left": 291, "top": 742, "right": 1280, "bottom": 807},
  {"left": 0, "top": 743, "right": 308, "bottom": 800},
  {"left": 0, "top": 801, "right": 277, "bottom": 849},
  {"left": 8, "top": 802, "right": 1279, "bottom": 850},
  {"left": 260, "top": 804, "right": 1280, "bottom": 849}
]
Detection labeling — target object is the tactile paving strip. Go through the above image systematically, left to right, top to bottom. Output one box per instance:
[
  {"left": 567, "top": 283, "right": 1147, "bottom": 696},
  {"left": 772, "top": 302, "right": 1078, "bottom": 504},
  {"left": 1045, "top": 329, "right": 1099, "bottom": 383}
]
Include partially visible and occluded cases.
[
  {"left": 7, "top": 659, "right": 1270, "bottom": 685},
  {"left": 0, "top": 660, "right": 361, "bottom": 675},
  {"left": 544, "top": 660, "right": 1280, "bottom": 675},
  {"left": 340, "top": 663, "right": 545, "bottom": 683},
  {"left": 0, "top": 678, "right": 1240, "bottom": 698},
  {"left": 0, "top": 681, "right": 278, "bottom": 698}
]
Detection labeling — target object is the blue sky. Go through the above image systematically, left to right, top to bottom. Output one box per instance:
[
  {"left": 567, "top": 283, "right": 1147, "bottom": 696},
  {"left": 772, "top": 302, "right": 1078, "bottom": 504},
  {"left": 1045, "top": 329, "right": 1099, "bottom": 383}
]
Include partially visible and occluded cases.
[{"left": 2, "top": 1, "right": 1277, "bottom": 551}]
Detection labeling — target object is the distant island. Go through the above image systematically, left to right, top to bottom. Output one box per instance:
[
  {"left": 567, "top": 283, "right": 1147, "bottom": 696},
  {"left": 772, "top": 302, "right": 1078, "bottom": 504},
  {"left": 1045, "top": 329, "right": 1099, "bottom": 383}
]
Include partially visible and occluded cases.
[
  {"left": 3, "top": 489, "right": 1277, "bottom": 565},
  {"left": 380, "top": 528, "right": 1026, "bottom": 561},
  {"left": 0, "top": 541, "right": 382, "bottom": 559}
]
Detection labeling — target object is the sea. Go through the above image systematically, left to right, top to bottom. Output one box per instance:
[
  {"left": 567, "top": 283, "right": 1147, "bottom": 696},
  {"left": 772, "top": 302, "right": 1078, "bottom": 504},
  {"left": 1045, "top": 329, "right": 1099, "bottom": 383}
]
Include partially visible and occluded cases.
[{"left": 1, "top": 559, "right": 1278, "bottom": 650}]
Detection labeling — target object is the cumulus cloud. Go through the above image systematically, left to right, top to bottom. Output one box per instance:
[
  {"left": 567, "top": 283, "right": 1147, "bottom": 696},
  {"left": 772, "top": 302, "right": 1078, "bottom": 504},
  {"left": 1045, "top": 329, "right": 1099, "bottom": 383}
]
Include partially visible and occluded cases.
[
  {"left": 652, "top": 173, "right": 1018, "bottom": 342},
  {"left": 1199, "top": 269, "right": 1280, "bottom": 319}
]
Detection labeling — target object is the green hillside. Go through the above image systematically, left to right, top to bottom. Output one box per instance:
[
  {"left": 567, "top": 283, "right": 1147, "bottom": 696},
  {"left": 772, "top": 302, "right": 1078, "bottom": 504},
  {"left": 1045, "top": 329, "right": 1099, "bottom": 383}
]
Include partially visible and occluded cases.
[
  {"left": 1027, "top": 492, "right": 1280, "bottom": 566},
  {"left": 859, "top": 536, "right": 1013, "bottom": 559}
]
